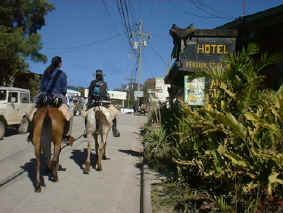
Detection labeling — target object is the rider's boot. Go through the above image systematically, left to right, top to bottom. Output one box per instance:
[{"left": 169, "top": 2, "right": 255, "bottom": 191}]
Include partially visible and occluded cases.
[
  {"left": 27, "top": 106, "right": 36, "bottom": 143},
  {"left": 83, "top": 117, "right": 87, "bottom": 138},
  {"left": 63, "top": 118, "right": 75, "bottom": 145},
  {"left": 112, "top": 118, "right": 120, "bottom": 137},
  {"left": 27, "top": 123, "right": 33, "bottom": 143}
]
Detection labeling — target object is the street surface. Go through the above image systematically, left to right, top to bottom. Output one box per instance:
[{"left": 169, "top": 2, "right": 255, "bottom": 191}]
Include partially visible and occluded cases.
[{"left": 0, "top": 113, "right": 147, "bottom": 213}]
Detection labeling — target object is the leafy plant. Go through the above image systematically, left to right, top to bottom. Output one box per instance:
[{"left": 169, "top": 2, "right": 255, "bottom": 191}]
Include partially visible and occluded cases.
[{"left": 144, "top": 44, "right": 283, "bottom": 212}]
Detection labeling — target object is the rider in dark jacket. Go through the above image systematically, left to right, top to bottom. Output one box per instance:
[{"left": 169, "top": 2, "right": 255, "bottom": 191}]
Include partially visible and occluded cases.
[
  {"left": 86, "top": 69, "right": 120, "bottom": 137},
  {"left": 88, "top": 69, "right": 108, "bottom": 101}
]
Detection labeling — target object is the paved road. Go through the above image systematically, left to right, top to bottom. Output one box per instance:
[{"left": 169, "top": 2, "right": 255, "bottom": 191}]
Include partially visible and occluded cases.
[{"left": 0, "top": 114, "right": 147, "bottom": 213}]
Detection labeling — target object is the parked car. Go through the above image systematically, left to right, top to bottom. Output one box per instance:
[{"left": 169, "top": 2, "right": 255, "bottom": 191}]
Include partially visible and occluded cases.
[{"left": 0, "top": 87, "right": 34, "bottom": 139}]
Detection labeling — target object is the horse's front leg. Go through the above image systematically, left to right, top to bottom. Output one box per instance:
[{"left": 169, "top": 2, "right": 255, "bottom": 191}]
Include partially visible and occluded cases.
[
  {"left": 84, "top": 133, "right": 93, "bottom": 174},
  {"left": 34, "top": 141, "right": 41, "bottom": 192}
]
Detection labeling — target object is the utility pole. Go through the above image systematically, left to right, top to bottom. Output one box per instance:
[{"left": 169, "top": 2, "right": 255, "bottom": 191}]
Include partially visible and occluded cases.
[
  {"left": 242, "top": 0, "right": 246, "bottom": 16},
  {"left": 131, "top": 20, "right": 151, "bottom": 110},
  {"left": 133, "top": 20, "right": 151, "bottom": 91},
  {"left": 126, "top": 77, "right": 135, "bottom": 107}
]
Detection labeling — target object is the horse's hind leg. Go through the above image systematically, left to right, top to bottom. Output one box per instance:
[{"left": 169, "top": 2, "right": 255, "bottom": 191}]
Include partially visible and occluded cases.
[
  {"left": 102, "top": 127, "right": 111, "bottom": 160},
  {"left": 97, "top": 128, "right": 110, "bottom": 171},
  {"left": 94, "top": 132, "right": 103, "bottom": 170},
  {"left": 84, "top": 133, "right": 92, "bottom": 174},
  {"left": 94, "top": 133, "right": 98, "bottom": 157},
  {"left": 102, "top": 138, "right": 107, "bottom": 160},
  {"left": 50, "top": 139, "right": 61, "bottom": 182},
  {"left": 34, "top": 141, "right": 41, "bottom": 192},
  {"left": 97, "top": 145, "right": 103, "bottom": 171}
]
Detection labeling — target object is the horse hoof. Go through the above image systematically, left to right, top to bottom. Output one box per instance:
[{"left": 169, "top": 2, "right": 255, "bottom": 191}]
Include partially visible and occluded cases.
[
  {"left": 102, "top": 156, "right": 110, "bottom": 160},
  {"left": 58, "top": 165, "right": 66, "bottom": 171},
  {"left": 83, "top": 169, "right": 90, "bottom": 174},
  {"left": 50, "top": 176, "right": 58, "bottom": 182},
  {"left": 35, "top": 187, "right": 41, "bottom": 193}
]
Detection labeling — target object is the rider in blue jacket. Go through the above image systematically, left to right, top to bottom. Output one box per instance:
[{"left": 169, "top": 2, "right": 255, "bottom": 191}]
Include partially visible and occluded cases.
[
  {"left": 28, "top": 56, "right": 73, "bottom": 142},
  {"left": 39, "top": 56, "right": 68, "bottom": 104}
]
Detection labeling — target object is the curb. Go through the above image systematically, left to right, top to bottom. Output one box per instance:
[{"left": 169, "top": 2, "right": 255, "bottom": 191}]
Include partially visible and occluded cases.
[
  {"left": 140, "top": 160, "right": 153, "bottom": 213},
  {"left": 143, "top": 164, "right": 153, "bottom": 213}
]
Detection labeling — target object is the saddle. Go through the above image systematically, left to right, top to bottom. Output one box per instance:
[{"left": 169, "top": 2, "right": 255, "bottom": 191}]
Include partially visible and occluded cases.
[
  {"left": 34, "top": 94, "right": 72, "bottom": 121},
  {"left": 36, "top": 94, "right": 63, "bottom": 108},
  {"left": 87, "top": 97, "right": 110, "bottom": 109},
  {"left": 84, "top": 99, "right": 119, "bottom": 123},
  {"left": 94, "top": 105, "right": 119, "bottom": 123}
]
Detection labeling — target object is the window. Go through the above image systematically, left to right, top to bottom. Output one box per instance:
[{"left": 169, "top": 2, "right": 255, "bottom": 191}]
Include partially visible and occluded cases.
[
  {"left": 0, "top": 90, "right": 7, "bottom": 101},
  {"left": 8, "top": 92, "right": 18, "bottom": 103},
  {"left": 20, "top": 92, "right": 30, "bottom": 103}
]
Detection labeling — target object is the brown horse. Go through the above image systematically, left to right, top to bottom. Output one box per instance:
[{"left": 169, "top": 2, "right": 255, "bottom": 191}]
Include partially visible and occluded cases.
[
  {"left": 84, "top": 105, "right": 118, "bottom": 173},
  {"left": 32, "top": 107, "right": 67, "bottom": 192}
]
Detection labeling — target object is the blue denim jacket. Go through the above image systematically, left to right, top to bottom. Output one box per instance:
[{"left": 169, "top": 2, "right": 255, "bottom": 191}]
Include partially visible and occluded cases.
[{"left": 40, "top": 68, "right": 67, "bottom": 95}]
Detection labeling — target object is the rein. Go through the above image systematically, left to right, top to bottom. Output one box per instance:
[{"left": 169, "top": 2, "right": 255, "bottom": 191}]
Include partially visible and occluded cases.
[{"left": 61, "top": 132, "right": 85, "bottom": 150}]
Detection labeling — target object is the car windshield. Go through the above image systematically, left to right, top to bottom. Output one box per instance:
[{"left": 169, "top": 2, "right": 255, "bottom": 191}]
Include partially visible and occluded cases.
[{"left": 0, "top": 90, "right": 7, "bottom": 101}]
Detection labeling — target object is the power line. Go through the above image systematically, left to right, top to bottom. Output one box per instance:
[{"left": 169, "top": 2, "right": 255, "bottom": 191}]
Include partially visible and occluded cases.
[
  {"left": 101, "top": 0, "right": 112, "bottom": 17},
  {"left": 116, "top": 0, "right": 142, "bottom": 54},
  {"left": 116, "top": 0, "right": 137, "bottom": 51},
  {"left": 186, "top": 0, "right": 234, "bottom": 20},
  {"left": 194, "top": 0, "right": 231, "bottom": 16},
  {"left": 184, "top": 11, "right": 233, "bottom": 20},
  {"left": 44, "top": 33, "right": 123, "bottom": 51},
  {"left": 148, "top": 44, "right": 167, "bottom": 65}
]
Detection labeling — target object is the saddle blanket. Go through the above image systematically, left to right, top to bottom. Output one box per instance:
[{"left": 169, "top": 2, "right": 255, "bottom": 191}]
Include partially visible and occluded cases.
[
  {"left": 27, "top": 104, "right": 72, "bottom": 121},
  {"left": 84, "top": 105, "right": 120, "bottom": 123}
]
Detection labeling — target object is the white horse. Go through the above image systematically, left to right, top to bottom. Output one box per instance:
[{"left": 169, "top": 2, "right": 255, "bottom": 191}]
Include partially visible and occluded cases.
[{"left": 83, "top": 104, "right": 119, "bottom": 173}]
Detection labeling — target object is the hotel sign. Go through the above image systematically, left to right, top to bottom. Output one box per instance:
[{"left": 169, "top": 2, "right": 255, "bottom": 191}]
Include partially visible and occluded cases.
[{"left": 179, "top": 37, "right": 236, "bottom": 71}]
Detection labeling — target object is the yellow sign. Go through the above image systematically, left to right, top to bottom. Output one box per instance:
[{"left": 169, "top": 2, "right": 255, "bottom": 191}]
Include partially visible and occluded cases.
[
  {"left": 197, "top": 44, "right": 229, "bottom": 55},
  {"left": 184, "top": 61, "right": 230, "bottom": 70}
]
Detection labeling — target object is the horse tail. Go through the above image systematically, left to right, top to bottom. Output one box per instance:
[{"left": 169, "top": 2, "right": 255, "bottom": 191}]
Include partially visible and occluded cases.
[{"left": 41, "top": 111, "right": 52, "bottom": 161}]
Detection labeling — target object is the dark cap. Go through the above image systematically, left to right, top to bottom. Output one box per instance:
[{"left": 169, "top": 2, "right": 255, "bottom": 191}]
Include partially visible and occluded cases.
[
  {"left": 51, "top": 56, "right": 62, "bottom": 66},
  {"left": 96, "top": 69, "right": 103, "bottom": 76}
]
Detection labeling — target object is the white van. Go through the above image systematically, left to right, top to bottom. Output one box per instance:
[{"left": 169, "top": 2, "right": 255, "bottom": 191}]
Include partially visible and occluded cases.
[{"left": 0, "top": 87, "right": 34, "bottom": 139}]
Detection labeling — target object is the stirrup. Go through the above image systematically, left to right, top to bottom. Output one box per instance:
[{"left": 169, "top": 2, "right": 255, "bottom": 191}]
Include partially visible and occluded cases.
[{"left": 27, "top": 133, "right": 33, "bottom": 142}]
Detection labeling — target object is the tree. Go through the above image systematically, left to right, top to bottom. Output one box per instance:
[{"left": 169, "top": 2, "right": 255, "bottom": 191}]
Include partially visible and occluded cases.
[
  {"left": 0, "top": 0, "right": 54, "bottom": 86},
  {"left": 14, "top": 70, "right": 41, "bottom": 99},
  {"left": 143, "top": 78, "right": 155, "bottom": 104}
]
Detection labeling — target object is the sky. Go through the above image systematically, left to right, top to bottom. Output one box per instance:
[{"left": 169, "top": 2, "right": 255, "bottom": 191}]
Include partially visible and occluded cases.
[{"left": 28, "top": 0, "right": 283, "bottom": 90}]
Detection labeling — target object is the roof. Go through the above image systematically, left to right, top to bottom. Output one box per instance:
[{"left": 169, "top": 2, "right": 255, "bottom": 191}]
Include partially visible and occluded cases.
[
  {"left": 216, "top": 4, "right": 283, "bottom": 30},
  {"left": 170, "top": 24, "right": 237, "bottom": 39},
  {"left": 0, "top": 87, "right": 30, "bottom": 93},
  {"left": 67, "top": 89, "right": 80, "bottom": 94}
]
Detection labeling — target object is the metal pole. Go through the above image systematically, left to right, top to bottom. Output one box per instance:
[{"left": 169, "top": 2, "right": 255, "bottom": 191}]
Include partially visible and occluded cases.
[{"left": 137, "top": 20, "right": 142, "bottom": 92}]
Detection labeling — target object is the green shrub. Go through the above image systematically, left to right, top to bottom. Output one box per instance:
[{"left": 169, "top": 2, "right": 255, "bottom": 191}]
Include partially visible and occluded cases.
[{"left": 144, "top": 45, "right": 283, "bottom": 211}]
